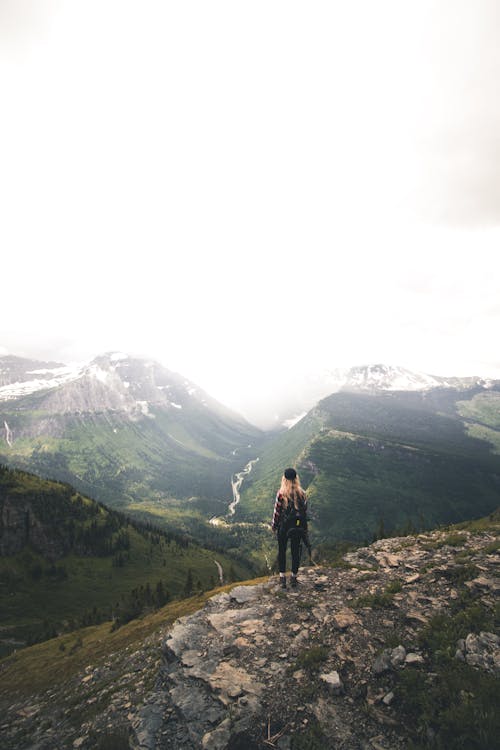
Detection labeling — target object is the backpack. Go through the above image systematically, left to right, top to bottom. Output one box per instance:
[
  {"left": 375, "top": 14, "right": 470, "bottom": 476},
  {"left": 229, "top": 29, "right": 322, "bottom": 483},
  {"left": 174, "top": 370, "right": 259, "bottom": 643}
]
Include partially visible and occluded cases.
[{"left": 282, "top": 494, "right": 308, "bottom": 537}]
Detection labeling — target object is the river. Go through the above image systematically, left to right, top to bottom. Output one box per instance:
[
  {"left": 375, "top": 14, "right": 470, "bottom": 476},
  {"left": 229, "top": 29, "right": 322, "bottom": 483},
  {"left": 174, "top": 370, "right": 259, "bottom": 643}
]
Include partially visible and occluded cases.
[{"left": 228, "top": 457, "right": 259, "bottom": 515}]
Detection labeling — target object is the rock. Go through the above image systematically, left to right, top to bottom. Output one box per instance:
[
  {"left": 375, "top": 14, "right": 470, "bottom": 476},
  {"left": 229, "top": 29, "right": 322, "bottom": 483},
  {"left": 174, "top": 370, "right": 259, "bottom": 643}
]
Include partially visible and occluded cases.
[
  {"left": 377, "top": 553, "right": 402, "bottom": 568},
  {"left": 404, "top": 573, "right": 420, "bottom": 584},
  {"left": 465, "top": 577, "right": 500, "bottom": 594},
  {"left": 229, "top": 585, "right": 263, "bottom": 604},
  {"left": 207, "top": 593, "right": 232, "bottom": 607},
  {"left": 207, "top": 607, "right": 260, "bottom": 633},
  {"left": 332, "top": 608, "right": 359, "bottom": 630},
  {"left": 405, "top": 609, "right": 429, "bottom": 626},
  {"left": 239, "top": 619, "right": 262, "bottom": 636},
  {"left": 464, "top": 632, "right": 500, "bottom": 673},
  {"left": 390, "top": 646, "right": 406, "bottom": 667},
  {"left": 180, "top": 649, "right": 203, "bottom": 668},
  {"left": 373, "top": 651, "right": 392, "bottom": 675},
  {"left": 405, "top": 653, "right": 425, "bottom": 666},
  {"left": 208, "top": 662, "right": 264, "bottom": 700},
  {"left": 320, "top": 670, "right": 343, "bottom": 694},
  {"left": 382, "top": 692, "right": 394, "bottom": 706},
  {"left": 201, "top": 718, "right": 231, "bottom": 750}
]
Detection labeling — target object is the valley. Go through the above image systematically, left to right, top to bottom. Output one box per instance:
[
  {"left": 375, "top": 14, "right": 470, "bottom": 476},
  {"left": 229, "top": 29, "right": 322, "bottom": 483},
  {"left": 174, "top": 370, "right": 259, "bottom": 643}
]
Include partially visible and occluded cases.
[{"left": 1, "top": 353, "right": 500, "bottom": 659}]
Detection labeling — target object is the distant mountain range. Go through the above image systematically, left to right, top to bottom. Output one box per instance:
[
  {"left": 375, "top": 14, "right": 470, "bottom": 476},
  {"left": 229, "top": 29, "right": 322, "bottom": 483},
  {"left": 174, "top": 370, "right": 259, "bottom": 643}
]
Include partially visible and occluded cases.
[
  {"left": 2, "top": 351, "right": 499, "bottom": 548},
  {"left": 0, "top": 352, "right": 262, "bottom": 531}
]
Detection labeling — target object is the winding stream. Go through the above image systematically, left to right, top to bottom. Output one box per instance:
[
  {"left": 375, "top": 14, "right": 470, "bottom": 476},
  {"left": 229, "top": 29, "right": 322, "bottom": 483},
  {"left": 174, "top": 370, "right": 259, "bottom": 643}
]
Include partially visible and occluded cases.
[
  {"left": 229, "top": 457, "right": 259, "bottom": 515},
  {"left": 213, "top": 559, "right": 224, "bottom": 585}
]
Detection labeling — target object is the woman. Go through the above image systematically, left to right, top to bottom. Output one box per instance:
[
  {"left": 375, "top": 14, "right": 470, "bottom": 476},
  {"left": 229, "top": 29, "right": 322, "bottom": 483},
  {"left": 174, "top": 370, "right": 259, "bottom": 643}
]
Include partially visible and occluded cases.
[{"left": 271, "top": 467, "right": 308, "bottom": 589}]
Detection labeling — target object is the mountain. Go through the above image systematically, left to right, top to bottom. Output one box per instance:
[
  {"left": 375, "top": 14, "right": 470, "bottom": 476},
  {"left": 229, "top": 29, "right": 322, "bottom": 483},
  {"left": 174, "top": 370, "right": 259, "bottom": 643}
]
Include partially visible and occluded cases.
[
  {"left": 0, "top": 353, "right": 262, "bottom": 530},
  {"left": 257, "top": 363, "right": 488, "bottom": 429},
  {"left": 332, "top": 363, "right": 487, "bottom": 393},
  {"left": 237, "top": 381, "right": 500, "bottom": 543},
  {"left": 0, "top": 465, "right": 253, "bottom": 657},
  {"left": 1, "top": 511, "right": 498, "bottom": 749}
]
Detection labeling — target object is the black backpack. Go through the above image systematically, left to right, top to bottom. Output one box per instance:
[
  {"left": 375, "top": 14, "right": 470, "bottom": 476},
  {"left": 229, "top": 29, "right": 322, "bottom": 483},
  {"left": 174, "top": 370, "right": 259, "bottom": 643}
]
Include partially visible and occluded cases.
[{"left": 282, "top": 494, "right": 308, "bottom": 537}]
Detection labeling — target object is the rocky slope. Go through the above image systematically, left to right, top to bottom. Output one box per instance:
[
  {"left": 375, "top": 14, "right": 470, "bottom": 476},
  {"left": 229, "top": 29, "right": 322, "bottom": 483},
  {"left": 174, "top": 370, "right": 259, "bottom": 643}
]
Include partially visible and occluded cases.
[{"left": 1, "top": 519, "right": 498, "bottom": 749}]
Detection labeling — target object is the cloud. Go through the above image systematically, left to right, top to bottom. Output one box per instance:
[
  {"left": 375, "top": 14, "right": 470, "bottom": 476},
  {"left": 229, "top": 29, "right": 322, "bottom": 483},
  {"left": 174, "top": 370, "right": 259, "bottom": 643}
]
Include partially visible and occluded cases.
[
  {"left": 414, "top": 0, "right": 500, "bottom": 225},
  {"left": 0, "top": 1, "right": 60, "bottom": 46}
]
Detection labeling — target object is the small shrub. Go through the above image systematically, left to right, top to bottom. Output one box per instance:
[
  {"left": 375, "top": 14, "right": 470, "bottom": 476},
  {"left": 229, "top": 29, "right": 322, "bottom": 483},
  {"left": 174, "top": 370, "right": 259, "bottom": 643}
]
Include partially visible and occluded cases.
[
  {"left": 442, "top": 533, "right": 467, "bottom": 547},
  {"left": 483, "top": 540, "right": 500, "bottom": 555},
  {"left": 435, "top": 563, "right": 479, "bottom": 585},
  {"left": 385, "top": 578, "right": 403, "bottom": 594},
  {"left": 355, "top": 579, "right": 401, "bottom": 609},
  {"left": 296, "top": 600, "right": 314, "bottom": 610},
  {"left": 294, "top": 645, "right": 329, "bottom": 672}
]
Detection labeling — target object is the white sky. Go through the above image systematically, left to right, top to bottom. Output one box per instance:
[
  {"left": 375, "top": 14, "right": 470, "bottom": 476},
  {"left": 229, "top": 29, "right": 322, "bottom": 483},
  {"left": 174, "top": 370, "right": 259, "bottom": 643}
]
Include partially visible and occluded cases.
[{"left": 1, "top": 1, "right": 500, "bottom": 418}]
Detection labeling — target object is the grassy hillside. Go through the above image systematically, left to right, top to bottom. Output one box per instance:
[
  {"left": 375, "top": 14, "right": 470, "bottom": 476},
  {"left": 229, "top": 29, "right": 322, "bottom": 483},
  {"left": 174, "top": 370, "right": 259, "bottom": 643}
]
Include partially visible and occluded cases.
[
  {"left": 0, "top": 381, "right": 263, "bottom": 528},
  {"left": 237, "top": 387, "right": 500, "bottom": 542},
  {"left": 0, "top": 466, "right": 253, "bottom": 657}
]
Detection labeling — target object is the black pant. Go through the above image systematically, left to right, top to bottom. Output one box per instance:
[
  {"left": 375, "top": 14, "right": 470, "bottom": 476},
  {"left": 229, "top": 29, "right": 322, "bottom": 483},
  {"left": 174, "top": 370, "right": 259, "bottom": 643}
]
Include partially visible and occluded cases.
[{"left": 278, "top": 527, "right": 301, "bottom": 574}]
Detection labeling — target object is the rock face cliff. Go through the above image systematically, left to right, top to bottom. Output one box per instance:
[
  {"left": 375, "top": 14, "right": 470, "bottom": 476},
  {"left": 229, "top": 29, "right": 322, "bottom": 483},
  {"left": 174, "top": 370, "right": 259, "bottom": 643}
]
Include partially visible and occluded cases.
[{"left": 1, "top": 523, "right": 499, "bottom": 749}]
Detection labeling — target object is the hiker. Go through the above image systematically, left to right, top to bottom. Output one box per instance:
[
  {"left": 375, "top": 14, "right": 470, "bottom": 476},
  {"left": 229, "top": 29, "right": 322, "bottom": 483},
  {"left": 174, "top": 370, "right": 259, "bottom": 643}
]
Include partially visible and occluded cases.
[{"left": 271, "top": 467, "right": 309, "bottom": 589}]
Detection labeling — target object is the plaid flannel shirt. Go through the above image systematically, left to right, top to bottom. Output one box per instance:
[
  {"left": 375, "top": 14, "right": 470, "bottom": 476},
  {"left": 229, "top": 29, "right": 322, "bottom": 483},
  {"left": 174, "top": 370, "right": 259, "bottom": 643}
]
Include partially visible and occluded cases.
[{"left": 271, "top": 492, "right": 308, "bottom": 531}]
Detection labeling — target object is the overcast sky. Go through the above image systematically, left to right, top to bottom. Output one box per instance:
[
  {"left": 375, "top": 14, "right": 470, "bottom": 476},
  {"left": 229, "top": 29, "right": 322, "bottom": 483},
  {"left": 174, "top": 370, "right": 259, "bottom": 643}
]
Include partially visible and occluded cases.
[{"left": 1, "top": 1, "right": 500, "bottom": 418}]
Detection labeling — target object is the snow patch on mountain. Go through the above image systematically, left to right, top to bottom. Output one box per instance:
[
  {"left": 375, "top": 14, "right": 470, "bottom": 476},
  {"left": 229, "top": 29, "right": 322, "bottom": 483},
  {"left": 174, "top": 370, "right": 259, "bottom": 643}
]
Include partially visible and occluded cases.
[
  {"left": 341, "top": 364, "right": 443, "bottom": 392},
  {"left": 0, "top": 365, "right": 83, "bottom": 401}
]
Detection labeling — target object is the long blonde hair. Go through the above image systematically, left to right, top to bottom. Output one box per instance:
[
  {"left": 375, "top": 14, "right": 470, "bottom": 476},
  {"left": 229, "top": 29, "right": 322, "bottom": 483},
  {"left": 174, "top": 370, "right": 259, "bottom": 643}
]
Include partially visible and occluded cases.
[{"left": 279, "top": 472, "right": 305, "bottom": 509}]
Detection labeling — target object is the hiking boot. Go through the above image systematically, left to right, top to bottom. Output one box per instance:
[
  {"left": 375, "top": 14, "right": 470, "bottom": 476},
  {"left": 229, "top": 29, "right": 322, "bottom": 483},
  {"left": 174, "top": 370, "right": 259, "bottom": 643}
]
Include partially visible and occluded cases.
[
  {"left": 290, "top": 575, "right": 298, "bottom": 588},
  {"left": 280, "top": 576, "right": 287, "bottom": 589}
]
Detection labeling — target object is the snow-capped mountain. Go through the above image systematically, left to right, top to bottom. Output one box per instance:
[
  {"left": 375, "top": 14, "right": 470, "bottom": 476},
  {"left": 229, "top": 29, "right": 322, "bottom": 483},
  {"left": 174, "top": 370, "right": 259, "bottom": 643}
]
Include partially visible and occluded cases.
[
  {"left": 0, "top": 352, "right": 248, "bottom": 423},
  {"left": 278, "top": 364, "right": 489, "bottom": 430},
  {"left": 332, "top": 364, "right": 486, "bottom": 393}
]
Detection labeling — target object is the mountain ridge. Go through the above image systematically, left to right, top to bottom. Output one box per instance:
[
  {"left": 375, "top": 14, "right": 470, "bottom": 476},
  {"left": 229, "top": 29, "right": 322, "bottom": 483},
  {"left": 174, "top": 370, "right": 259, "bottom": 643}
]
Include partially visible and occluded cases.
[{"left": 238, "top": 384, "right": 500, "bottom": 543}]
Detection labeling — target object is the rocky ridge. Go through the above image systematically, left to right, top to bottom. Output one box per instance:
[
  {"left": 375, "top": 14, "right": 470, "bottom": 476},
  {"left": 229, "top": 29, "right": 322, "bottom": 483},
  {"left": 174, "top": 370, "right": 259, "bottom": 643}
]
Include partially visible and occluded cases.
[{"left": 1, "top": 525, "right": 498, "bottom": 749}]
